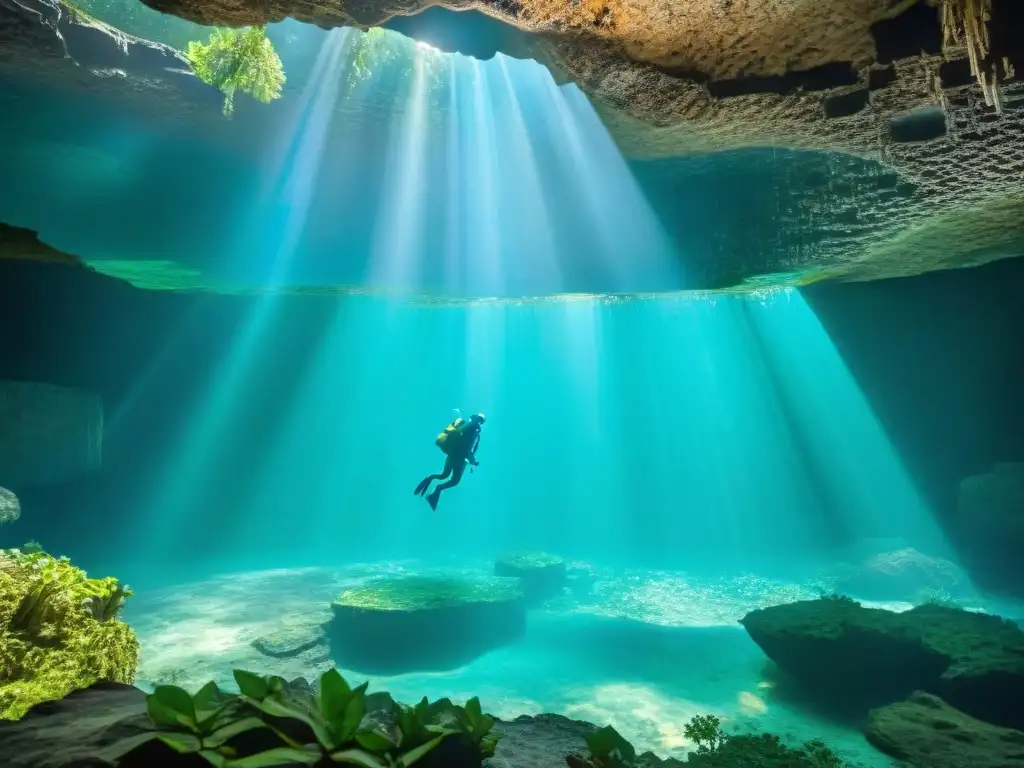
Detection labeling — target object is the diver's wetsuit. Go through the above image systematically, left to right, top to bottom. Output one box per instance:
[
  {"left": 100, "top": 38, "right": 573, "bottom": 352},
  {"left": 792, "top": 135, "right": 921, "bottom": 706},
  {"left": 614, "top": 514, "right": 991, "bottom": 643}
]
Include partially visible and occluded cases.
[{"left": 415, "top": 421, "right": 481, "bottom": 509}]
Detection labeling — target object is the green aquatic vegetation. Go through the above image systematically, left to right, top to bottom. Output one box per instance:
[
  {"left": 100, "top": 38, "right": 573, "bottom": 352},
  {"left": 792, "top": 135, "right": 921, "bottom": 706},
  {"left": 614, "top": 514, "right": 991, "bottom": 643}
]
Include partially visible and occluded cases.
[
  {"left": 186, "top": 26, "right": 285, "bottom": 117},
  {"left": 0, "top": 548, "right": 139, "bottom": 720},
  {"left": 334, "top": 575, "right": 522, "bottom": 612},
  {"left": 819, "top": 591, "right": 859, "bottom": 605},
  {"left": 110, "top": 667, "right": 500, "bottom": 767},
  {"left": 571, "top": 716, "right": 849, "bottom": 768}
]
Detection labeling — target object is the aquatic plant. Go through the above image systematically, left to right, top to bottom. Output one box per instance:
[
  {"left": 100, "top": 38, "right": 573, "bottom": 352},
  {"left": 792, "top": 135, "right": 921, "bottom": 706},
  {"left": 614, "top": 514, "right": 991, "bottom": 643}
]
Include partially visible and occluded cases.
[
  {"left": 186, "top": 26, "right": 285, "bottom": 117},
  {"left": 0, "top": 548, "right": 139, "bottom": 720},
  {"left": 110, "top": 666, "right": 500, "bottom": 767},
  {"left": 569, "top": 716, "right": 849, "bottom": 767}
]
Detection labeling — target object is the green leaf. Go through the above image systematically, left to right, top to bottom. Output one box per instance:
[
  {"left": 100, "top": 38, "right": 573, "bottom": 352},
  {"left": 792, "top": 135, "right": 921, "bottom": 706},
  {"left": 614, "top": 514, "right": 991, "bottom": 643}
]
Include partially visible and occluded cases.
[
  {"left": 319, "top": 668, "right": 352, "bottom": 729},
  {"left": 234, "top": 670, "right": 270, "bottom": 700},
  {"left": 194, "top": 681, "right": 231, "bottom": 729},
  {"left": 148, "top": 685, "right": 199, "bottom": 730},
  {"left": 337, "top": 693, "right": 366, "bottom": 743},
  {"left": 255, "top": 696, "right": 337, "bottom": 751},
  {"left": 465, "top": 696, "right": 483, "bottom": 723},
  {"left": 204, "top": 717, "right": 269, "bottom": 748},
  {"left": 586, "top": 726, "right": 635, "bottom": 762},
  {"left": 354, "top": 730, "right": 395, "bottom": 752},
  {"left": 101, "top": 732, "right": 158, "bottom": 760},
  {"left": 156, "top": 732, "right": 203, "bottom": 753},
  {"left": 397, "top": 735, "right": 446, "bottom": 768},
  {"left": 226, "top": 746, "right": 321, "bottom": 767},
  {"left": 329, "top": 748, "right": 389, "bottom": 767},
  {"left": 199, "top": 749, "right": 228, "bottom": 767}
]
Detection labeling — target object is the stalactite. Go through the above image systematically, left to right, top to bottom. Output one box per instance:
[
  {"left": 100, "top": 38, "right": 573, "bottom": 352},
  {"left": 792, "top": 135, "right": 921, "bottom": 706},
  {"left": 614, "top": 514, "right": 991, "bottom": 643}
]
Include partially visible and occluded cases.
[{"left": 941, "top": 0, "right": 1002, "bottom": 113}]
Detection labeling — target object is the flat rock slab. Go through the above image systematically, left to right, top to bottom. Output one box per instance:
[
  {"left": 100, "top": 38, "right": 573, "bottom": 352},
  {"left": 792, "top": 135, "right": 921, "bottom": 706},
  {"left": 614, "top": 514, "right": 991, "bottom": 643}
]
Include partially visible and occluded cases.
[
  {"left": 495, "top": 552, "right": 568, "bottom": 606},
  {"left": 329, "top": 575, "right": 526, "bottom": 674},
  {"left": 741, "top": 598, "right": 1024, "bottom": 729},
  {"left": 251, "top": 616, "right": 328, "bottom": 660},
  {"left": 865, "top": 691, "right": 1024, "bottom": 768}
]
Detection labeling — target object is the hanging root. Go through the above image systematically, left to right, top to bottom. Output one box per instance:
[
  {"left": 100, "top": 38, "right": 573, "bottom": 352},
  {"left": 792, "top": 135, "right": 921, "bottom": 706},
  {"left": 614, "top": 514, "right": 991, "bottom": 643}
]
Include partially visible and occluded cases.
[{"left": 940, "top": 0, "right": 1002, "bottom": 112}]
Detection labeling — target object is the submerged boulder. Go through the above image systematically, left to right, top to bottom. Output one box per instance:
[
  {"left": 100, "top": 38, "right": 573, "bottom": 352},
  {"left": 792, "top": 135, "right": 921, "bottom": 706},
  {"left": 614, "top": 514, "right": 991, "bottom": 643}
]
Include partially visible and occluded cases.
[
  {"left": 956, "top": 463, "right": 1024, "bottom": 596},
  {"left": 0, "top": 487, "right": 19, "bottom": 524},
  {"left": 830, "top": 547, "right": 972, "bottom": 603},
  {"left": 494, "top": 552, "right": 567, "bottom": 605},
  {"left": 328, "top": 575, "right": 526, "bottom": 674},
  {"left": 740, "top": 598, "right": 1024, "bottom": 729},
  {"left": 251, "top": 615, "right": 328, "bottom": 661},
  {"left": 865, "top": 691, "right": 1024, "bottom": 768}
]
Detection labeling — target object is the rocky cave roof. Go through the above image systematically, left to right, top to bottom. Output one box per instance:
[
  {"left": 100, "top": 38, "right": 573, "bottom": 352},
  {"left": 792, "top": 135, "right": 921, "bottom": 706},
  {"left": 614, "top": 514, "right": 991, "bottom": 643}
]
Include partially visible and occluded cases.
[{"left": 1, "top": 0, "right": 1022, "bottom": 291}]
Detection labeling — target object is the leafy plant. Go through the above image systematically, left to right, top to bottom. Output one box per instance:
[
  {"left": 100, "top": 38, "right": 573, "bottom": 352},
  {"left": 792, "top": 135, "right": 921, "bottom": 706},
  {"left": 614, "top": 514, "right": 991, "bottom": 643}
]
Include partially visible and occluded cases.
[
  {"left": 186, "top": 26, "right": 285, "bottom": 117},
  {"left": 110, "top": 667, "right": 500, "bottom": 767},
  {"left": 449, "top": 696, "right": 498, "bottom": 758},
  {"left": 683, "top": 714, "right": 724, "bottom": 754},
  {"left": 570, "top": 716, "right": 849, "bottom": 768},
  {"left": 572, "top": 724, "right": 637, "bottom": 767}
]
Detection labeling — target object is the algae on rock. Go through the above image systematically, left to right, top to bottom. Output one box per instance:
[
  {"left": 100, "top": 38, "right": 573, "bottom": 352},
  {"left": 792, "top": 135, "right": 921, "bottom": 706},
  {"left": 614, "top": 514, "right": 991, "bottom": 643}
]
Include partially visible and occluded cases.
[
  {"left": 0, "top": 548, "right": 139, "bottom": 720},
  {"left": 330, "top": 575, "right": 526, "bottom": 674}
]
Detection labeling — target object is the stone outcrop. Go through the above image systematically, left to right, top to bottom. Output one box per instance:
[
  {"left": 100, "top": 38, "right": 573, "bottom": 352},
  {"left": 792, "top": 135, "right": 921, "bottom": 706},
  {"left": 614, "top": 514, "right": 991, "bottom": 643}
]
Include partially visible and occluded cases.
[
  {"left": 0, "top": 0, "right": 219, "bottom": 117},
  {"left": 2, "top": 0, "right": 1024, "bottom": 286},
  {"left": 126, "top": 0, "right": 1024, "bottom": 282},
  {"left": 0, "top": 380, "right": 104, "bottom": 488},
  {"left": 956, "top": 463, "right": 1024, "bottom": 596},
  {"left": 0, "top": 487, "right": 19, "bottom": 524},
  {"left": 829, "top": 547, "right": 973, "bottom": 602},
  {"left": 494, "top": 551, "right": 567, "bottom": 606},
  {"left": 328, "top": 575, "right": 527, "bottom": 673},
  {"left": 740, "top": 598, "right": 1024, "bottom": 730},
  {"left": 865, "top": 691, "right": 1024, "bottom": 768}
]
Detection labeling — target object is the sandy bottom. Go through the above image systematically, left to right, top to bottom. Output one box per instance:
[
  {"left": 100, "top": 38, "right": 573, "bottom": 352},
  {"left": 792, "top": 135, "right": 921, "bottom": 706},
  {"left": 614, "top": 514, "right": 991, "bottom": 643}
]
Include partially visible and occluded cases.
[{"left": 125, "top": 560, "right": 1000, "bottom": 767}]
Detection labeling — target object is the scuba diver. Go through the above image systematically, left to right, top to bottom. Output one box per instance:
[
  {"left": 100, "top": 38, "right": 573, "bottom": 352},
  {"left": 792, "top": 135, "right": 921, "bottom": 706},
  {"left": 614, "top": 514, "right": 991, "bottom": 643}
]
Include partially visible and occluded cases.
[{"left": 414, "top": 413, "right": 486, "bottom": 511}]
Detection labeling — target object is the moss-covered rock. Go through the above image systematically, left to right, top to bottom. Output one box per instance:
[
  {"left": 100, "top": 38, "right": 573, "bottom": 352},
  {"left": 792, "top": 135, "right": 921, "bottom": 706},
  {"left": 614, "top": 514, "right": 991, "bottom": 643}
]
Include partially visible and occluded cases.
[
  {"left": 0, "top": 549, "right": 139, "bottom": 720},
  {"left": 494, "top": 552, "right": 566, "bottom": 606},
  {"left": 328, "top": 575, "right": 526, "bottom": 674},
  {"left": 740, "top": 598, "right": 1024, "bottom": 729},
  {"left": 865, "top": 691, "right": 1024, "bottom": 768}
]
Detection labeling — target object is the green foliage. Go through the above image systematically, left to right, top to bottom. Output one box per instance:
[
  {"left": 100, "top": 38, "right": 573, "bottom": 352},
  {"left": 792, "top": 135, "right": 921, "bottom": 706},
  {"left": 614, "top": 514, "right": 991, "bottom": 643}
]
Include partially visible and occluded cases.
[
  {"left": 186, "top": 26, "right": 285, "bottom": 117},
  {"left": 0, "top": 548, "right": 139, "bottom": 720},
  {"left": 110, "top": 667, "right": 500, "bottom": 767},
  {"left": 683, "top": 715, "right": 725, "bottom": 754},
  {"left": 572, "top": 716, "right": 849, "bottom": 768},
  {"left": 584, "top": 725, "right": 637, "bottom": 767}
]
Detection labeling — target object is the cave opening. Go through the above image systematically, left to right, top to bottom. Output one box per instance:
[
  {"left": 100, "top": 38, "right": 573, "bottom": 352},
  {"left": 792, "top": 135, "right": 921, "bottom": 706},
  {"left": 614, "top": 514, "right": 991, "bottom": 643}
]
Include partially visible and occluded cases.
[{"left": 869, "top": 1, "right": 943, "bottom": 65}]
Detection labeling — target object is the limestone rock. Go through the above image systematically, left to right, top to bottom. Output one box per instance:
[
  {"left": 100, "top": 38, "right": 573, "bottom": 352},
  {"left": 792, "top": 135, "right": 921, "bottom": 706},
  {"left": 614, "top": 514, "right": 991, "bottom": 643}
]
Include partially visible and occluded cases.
[
  {"left": 0, "top": 0, "right": 219, "bottom": 118},
  {"left": 0, "top": 380, "right": 104, "bottom": 488},
  {"left": 957, "top": 463, "right": 1024, "bottom": 596},
  {"left": 0, "top": 487, "right": 19, "bottom": 524},
  {"left": 831, "top": 547, "right": 973, "bottom": 602},
  {"left": 495, "top": 552, "right": 567, "bottom": 605},
  {"left": 328, "top": 575, "right": 526, "bottom": 674},
  {"left": 740, "top": 598, "right": 1024, "bottom": 729},
  {"left": 251, "top": 616, "right": 329, "bottom": 660},
  {"left": 865, "top": 691, "right": 1024, "bottom": 768}
]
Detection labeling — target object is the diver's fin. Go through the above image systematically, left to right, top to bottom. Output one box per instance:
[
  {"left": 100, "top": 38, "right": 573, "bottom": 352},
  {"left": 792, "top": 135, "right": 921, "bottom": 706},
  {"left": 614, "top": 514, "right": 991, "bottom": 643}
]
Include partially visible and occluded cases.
[
  {"left": 414, "top": 477, "right": 431, "bottom": 496},
  {"left": 426, "top": 489, "right": 440, "bottom": 511}
]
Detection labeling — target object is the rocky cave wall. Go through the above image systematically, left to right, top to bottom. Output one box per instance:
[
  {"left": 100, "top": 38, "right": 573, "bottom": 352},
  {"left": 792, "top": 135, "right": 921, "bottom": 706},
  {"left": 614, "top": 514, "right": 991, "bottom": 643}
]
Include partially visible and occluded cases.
[{"left": 2, "top": 0, "right": 1024, "bottom": 288}]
